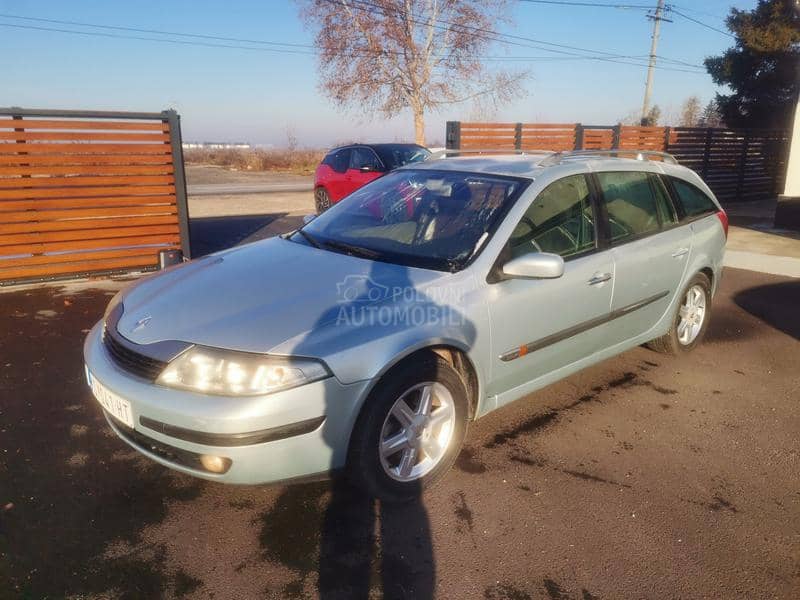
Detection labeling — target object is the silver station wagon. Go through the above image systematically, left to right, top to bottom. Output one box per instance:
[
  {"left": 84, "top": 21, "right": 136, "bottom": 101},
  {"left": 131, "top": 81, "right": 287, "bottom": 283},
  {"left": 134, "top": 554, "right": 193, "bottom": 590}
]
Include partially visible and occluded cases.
[{"left": 83, "top": 150, "right": 727, "bottom": 501}]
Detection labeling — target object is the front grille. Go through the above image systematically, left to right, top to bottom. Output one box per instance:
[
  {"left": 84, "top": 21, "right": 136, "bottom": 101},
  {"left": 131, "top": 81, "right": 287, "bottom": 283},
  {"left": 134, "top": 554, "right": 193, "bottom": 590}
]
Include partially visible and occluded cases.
[{"left": 103, "top": 328, "right": 167, "bottom": 380}]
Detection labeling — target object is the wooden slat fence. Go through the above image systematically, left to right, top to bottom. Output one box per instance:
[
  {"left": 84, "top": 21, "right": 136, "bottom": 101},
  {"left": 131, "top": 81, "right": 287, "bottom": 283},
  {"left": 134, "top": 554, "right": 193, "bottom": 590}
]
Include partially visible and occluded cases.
[
  {"left": 0, "top": 108, "right": 190, "bottom": 285},
  {"left": 446, "top": 121, "right": 790, "bottom": 204}
]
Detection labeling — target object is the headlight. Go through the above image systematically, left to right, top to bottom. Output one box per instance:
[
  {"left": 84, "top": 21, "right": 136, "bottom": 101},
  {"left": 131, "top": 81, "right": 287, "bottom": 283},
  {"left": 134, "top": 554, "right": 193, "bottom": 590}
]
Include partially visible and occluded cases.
[{"left": 156, "top": 346, "right": 330, "bottom": 396}]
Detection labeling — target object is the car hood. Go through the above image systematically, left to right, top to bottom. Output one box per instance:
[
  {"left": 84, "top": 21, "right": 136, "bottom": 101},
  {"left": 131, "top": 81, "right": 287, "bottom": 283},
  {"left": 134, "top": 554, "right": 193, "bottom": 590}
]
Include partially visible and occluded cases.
[{"left": 117, "top": 236, "right": 450, "bottom": 354}]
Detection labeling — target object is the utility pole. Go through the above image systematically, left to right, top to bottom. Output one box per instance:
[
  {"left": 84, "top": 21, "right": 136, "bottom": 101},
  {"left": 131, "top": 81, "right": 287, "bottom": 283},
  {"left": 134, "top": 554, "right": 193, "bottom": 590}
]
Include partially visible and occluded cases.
[{"left": 640, "top": 0, "right": 668, "bottom": 125}]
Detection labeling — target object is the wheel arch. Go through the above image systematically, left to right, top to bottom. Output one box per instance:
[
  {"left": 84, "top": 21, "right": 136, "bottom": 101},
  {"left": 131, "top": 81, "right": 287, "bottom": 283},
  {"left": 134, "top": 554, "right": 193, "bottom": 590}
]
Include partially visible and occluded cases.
[
  {"left": 699, "top": 266, "right": 714, "bottom": 290},
  {"left": 356, "top": 341, "right": 483, "bottom": 423}
]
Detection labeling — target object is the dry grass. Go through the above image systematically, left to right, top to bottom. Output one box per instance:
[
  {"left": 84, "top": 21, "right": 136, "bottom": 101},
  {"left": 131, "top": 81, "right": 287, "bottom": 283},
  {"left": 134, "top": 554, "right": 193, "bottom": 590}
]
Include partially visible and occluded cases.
[{"left": 183, "top": 148, "right": 325, "bottom": 175}]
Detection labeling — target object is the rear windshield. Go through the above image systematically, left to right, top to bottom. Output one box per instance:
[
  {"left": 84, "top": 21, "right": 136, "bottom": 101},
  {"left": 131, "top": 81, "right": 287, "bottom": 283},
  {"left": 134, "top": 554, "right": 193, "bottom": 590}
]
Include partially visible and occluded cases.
[
  {"left": 373, "top": 145, "right": 431, "bottom": 170},
  {"left": 295, "top": 169, "right": 529, "bottom": 271},
  {"left": 669, "top": 177, "right": 717, "bottom": 218}
]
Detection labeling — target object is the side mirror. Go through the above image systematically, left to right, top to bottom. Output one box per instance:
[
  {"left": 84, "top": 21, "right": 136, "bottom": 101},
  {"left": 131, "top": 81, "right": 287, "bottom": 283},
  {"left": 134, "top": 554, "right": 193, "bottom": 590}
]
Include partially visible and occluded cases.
[
  {"left": 302, "top": 214, "right": 316, "bottom": 225},
  {"left": 502, "top": 252, "right": 564, "bottom": 280}
]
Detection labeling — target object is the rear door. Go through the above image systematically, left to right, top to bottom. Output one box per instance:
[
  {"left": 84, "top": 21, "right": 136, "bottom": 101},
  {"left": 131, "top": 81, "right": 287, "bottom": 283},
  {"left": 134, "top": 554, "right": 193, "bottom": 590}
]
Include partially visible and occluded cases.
[
  {"left": 344, "top": 147, "right": 384, "bottom": 196},
  {"left": 594, "top": 170, "right": 692, "bottom": 344}
]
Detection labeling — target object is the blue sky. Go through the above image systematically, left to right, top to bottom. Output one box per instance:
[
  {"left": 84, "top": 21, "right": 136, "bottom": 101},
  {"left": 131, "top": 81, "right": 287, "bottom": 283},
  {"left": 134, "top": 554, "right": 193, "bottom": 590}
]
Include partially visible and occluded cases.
[{"left": 1, "top": 0, "right": 755, "bottom": 147}]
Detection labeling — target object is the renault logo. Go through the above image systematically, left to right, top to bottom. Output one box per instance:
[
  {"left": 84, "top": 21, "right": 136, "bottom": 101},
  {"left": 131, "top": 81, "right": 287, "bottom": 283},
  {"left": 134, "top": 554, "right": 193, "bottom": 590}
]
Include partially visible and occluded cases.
[{"left": 131, "top": 315, "right": 152, "bottom": 333}]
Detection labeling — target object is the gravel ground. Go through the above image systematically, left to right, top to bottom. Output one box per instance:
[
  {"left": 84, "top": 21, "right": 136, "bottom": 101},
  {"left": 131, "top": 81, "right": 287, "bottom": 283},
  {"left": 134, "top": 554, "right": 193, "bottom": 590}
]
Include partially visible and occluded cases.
[{"left": 0, "top": 267, "right": 798, "bottom": 599}]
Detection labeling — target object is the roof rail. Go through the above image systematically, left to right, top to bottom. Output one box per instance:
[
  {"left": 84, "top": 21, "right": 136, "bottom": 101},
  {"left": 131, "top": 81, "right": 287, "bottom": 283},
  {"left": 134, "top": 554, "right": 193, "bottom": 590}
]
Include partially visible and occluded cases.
[
  {"left": 429, "top": 148, "right": 550, "bottom": 159},
  {"left": 538, "top": 149, "right": 678, "bottom": 166}
]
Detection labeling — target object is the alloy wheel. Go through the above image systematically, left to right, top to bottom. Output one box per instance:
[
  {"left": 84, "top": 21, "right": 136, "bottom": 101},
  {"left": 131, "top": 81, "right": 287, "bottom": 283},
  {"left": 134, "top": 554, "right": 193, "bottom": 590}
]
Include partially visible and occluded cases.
[
  {"left": 315, "top": 188, "right": 331, "bottom": 213},
  {"left": 677, "top": 284, "right": 706, "bottom": 345},
  {"left": 378, "top": 382, "right": 456, "bottom": 482}
]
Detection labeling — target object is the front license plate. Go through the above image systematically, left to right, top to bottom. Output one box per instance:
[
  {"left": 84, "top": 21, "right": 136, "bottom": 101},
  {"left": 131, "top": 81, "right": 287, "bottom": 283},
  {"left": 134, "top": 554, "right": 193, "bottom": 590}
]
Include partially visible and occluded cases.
[{"left": 86, "top": 367, "right": 134, "bottom": 428}]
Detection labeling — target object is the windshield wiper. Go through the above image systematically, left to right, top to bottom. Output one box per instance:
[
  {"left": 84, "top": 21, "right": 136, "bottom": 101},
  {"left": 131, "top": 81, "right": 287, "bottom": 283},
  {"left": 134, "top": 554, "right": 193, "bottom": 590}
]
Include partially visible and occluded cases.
[
  {"left": 295, "top": 229, "right": 322, "bottom": 248},
  {"left": 321, "top": 239, "right": 380, "bottom": 259}
]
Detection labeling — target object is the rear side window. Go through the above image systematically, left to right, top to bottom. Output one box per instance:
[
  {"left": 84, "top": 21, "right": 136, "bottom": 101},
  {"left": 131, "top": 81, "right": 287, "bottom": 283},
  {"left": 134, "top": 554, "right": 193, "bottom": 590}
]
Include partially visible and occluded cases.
[
  {"left": 323, "top": 148, "right": 351, "bottom": 173},
  {"left": 596, "top": 171, "right": 661, "bottom": 242},
  {"left": 509, "top": 174, "right": 595, "bottom": 258},
  {"left": 652, "top": 175, "right": 677, "bottom": 226},
  {"left": 670, "top": 177, "right": 717, "bottom": 218}
]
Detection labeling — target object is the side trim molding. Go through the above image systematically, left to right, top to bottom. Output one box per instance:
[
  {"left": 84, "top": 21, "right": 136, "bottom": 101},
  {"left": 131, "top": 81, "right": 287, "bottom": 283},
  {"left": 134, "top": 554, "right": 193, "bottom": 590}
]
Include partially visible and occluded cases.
[{"left": 499, "top": 290, "right": 670, "bottom": 362}]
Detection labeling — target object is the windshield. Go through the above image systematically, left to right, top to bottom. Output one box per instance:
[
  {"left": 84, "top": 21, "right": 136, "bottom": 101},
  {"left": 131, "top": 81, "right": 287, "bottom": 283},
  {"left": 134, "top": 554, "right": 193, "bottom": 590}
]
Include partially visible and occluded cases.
[
  {"left": 373, "top": 145, "right": 431, "bottom": 170},
  {"left": 294, "top": 169, "right": 529, "bottom": 271}
]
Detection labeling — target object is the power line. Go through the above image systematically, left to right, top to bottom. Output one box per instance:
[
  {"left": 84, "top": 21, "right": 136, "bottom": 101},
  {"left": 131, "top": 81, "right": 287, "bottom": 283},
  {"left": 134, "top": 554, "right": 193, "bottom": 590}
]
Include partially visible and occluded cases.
[
  {"left": 519, "top": 0, "right": 651, "bottom": 9},
  {"left": 669, "top": 4, "right": 728, "bottom": 22},
  {"left": 0, "top": 8, "right": 706, "bottom": 74},
  {"left": 669, "top": 8, "right": 734, "bottom": 38},
  {"left": 0, "top": 13, "right": 317, "bottom": 50},
  {"left": 0, "top": 22, "right": 315, "bottom": 54}
]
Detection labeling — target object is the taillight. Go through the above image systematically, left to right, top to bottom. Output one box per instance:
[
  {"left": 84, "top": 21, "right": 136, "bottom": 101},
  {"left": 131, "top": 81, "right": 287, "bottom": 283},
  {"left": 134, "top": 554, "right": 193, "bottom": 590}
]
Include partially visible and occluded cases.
[{"left": 716, "top": 209, "right": 728, "bottom": 239}]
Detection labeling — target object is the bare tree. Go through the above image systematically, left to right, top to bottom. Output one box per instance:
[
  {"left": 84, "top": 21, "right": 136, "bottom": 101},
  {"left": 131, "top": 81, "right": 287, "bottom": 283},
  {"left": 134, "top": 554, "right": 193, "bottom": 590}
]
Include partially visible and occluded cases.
[
  {"left": 297, "top": 0, "right": 528, "bottom": 144},
  {"left": 679, "top": 95, "right": 702, "bottom": 127}
]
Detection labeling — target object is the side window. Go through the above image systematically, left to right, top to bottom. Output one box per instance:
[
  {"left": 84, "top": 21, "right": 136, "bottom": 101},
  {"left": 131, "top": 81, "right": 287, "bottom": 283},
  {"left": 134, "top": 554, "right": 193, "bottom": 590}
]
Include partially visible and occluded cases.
[
  {"left": 326, "top": 148, "right": 351, "bottom": 173},
  {"left": 350, "top": 148, "right": 382, "bottom": 171},
  {"left": 596, "top": 171, "right": 661, "bottom": 242},
  {"left": 509, "top": 174, "right": 595, "bottom": 259},
  {"left": 652, "top": 175, "right": 677, "bottom": 226},
  {"left": 670, "top": 177, "right": 717, "bottom": 218}
]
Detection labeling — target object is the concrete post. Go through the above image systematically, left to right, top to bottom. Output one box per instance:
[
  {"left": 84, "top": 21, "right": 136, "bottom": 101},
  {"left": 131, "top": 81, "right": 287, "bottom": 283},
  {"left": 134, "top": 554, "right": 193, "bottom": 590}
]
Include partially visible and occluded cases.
[{"left": 776, "top": 97, "right": 800, "bottom": 229}]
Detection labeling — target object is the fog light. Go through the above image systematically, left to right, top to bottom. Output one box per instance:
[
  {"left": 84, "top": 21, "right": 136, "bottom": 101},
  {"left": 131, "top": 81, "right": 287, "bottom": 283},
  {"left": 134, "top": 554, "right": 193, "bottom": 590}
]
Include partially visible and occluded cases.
[{"left": 199, "top": 454, "right": 232, "bottom": 474}]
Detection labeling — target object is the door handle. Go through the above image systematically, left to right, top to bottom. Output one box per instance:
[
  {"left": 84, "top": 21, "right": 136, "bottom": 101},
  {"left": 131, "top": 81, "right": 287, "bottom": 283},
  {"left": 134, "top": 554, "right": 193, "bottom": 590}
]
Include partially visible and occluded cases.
[
  {"left": 671, "top": 247, "right": 689, "bottom": 258},
  {"left": 588, "top": 272, "right": 612, "bottom": 285}
]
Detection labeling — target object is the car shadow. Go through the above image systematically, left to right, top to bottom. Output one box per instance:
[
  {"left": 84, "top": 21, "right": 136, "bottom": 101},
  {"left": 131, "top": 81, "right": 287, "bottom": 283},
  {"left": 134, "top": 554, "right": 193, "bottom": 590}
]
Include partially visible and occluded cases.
[
  {"left": 189, "top": 213, "right": 286, "bottom": 257},
  {"left": 256, "top": 253, "right": 476, "bottom": 598},
  {"left": 734, "top": 280, "right": 800, "bottom": 341}
]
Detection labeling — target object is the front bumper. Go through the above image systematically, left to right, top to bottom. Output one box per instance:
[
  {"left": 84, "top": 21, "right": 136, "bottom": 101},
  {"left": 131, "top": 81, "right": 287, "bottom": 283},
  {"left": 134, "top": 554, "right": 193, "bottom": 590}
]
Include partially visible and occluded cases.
[{"left": 83, "top": 322, "right": 371, "bottom": 484}]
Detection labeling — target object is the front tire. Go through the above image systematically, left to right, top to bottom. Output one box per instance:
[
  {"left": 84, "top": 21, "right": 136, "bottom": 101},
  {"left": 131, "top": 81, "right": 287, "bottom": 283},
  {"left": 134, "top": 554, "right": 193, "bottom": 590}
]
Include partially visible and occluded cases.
[
  {"left": 315, "top": 187, "right": 331, "bottom": 214},
  {"left": 647, "top": 272, "right": 712, "bottom": 355},
  {"left": 347, "top": 354, "right": 469, "bottom": 502}
]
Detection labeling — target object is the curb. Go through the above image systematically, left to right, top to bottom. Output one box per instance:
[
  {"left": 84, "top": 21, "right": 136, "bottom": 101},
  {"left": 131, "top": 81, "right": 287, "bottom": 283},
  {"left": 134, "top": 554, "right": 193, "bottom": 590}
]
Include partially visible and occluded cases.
[{"left": 724, "top": 250, "right": 800, "bottom": 278}]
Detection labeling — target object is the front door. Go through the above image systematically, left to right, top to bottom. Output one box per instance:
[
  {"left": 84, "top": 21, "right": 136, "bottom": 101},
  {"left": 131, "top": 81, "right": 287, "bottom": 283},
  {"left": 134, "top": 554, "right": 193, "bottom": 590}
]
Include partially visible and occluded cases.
[
  {"left": 344, "top": 147, "right": 384, "bottom": 197},
  {"left": 487, "top": 174, "right": 614, "bottom": 402}
]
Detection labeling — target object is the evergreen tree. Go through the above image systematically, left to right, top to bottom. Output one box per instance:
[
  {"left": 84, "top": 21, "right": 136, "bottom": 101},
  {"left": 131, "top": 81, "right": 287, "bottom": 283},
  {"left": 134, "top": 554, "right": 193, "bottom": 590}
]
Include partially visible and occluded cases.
[
  {"left": 705, "top": 0, "right": 799, "bottom": 128},
  {"left": 698, "top": 100, "right": 724, "bottom": 128}
]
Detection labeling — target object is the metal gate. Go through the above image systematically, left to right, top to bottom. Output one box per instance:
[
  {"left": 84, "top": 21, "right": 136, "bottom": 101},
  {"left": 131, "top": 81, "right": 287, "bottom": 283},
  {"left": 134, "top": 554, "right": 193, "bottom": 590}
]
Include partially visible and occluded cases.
[{"left": 0, "top": 107, "right": 190, "bottom": 285}]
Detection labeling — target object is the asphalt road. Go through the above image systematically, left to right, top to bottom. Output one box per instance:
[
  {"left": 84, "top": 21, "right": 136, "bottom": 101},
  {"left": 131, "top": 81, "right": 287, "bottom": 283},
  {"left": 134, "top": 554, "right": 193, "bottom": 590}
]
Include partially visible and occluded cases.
[
  {"left": 189, "top": 183, "right": 314, "bottom": 196},
  {"left": 0, "top": 268, "right": 798, "bottom": 599}
]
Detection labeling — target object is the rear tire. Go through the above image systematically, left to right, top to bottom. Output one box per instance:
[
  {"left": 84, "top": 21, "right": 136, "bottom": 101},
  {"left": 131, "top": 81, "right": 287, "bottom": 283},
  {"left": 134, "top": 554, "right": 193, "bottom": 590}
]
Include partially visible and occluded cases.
[
  {"left": 315, "top": 187, "right": 331, "bottom": 214},
  {"left": 647, "top": 272, "right": 712, "bottom": 355},
  {"left": 347, "top": 355, "right": 469, "bottom": 502}
]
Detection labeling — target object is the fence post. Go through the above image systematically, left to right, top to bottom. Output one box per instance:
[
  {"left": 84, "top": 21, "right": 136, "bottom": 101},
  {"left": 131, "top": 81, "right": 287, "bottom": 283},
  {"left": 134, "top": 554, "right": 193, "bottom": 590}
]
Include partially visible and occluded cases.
[
  {"left": 165, "top": 109, "right": 192, "bottom": 259},
  {"left": 445, "top": 121, "right": 461, "bottom": 150},
  {"left": 514, "top": 123, "right": 522, "bottom": 151},
  {"left": 574, "top": 124, "right": 584, "bottom": 151},
  {"left": 612, "top": 124, "right": 622, "bottom": 149},
  {"left": 662, "top": 126, "right": 671, "bottom": 152},
  {"left": 701, "top": 128, "right": 713, "bottom": 180},
  {"left": 736, "top": 131, "right": 750, "bottom": 203}
]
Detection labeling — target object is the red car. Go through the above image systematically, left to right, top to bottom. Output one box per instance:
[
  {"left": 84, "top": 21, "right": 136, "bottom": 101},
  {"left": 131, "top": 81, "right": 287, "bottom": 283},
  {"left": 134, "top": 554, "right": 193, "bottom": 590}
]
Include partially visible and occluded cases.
[{"left": 314, "top": 143, "right": 431, "bottom": 213}]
